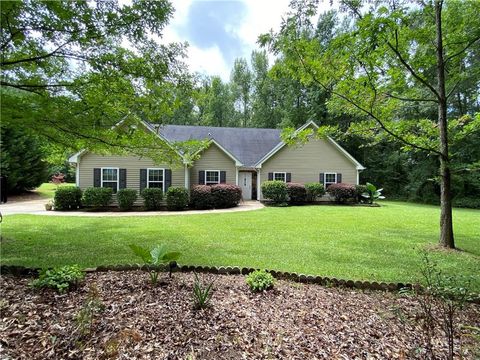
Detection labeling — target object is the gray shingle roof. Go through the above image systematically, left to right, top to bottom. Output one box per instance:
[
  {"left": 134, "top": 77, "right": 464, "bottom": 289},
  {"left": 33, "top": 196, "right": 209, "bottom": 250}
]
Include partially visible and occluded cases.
[{"left": 154, "top": 124, "right": 282, "bottom": 167}]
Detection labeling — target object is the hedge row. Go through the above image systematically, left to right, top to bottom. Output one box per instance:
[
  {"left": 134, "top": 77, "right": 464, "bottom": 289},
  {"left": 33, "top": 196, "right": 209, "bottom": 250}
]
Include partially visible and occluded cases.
[
  {"left": 261, "top": 181, "right": 369, "bottom": 205},
  {"left": 53, "top": 185, "right": 239, "bottom": 211}
]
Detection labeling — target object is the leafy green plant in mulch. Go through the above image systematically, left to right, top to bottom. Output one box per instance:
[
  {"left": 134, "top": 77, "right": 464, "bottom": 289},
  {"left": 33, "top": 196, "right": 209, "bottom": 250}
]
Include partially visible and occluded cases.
[
  {"left": 361, "top": 182, "right": 385, "bottom": 204},
  {"left": 129, "top": 244, "right": 181, "bottom": 285},
  {"left": 29, "top": 265, "right": 85, "bottom": 293},
  {"left": 246, "top": 270, "right": 275, "bottom": 292},
  {"left": 192, "top": 273, "right": 214, "bottom": 310}
]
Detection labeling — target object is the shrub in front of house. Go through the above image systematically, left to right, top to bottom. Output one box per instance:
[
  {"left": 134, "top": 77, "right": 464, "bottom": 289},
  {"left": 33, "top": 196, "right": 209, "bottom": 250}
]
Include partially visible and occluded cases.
[
  {"left": 261, "top": 180, "right": 288, "bottom": 205},
  {"left": 305, "top": 182, "right": 325, "bottom": 202},
  {"left": 286, "top": 183, "right": 307, "bottom": 205},
  {"left": 327, "top": 183, "right": 357, "bottom": 204},
  {"left": 211, "top": 184, "right": 242, "bottom": 208},
  {"left": 355, "top": 184, "right": 368, "bottom": 203},
  {"left": 190, "top": 185, "right": 214, "bottom": 210},
  {"left": 54, "top": 186, "right": 82, "bottom": 210},
  {"left": 82, "top": 187, "right": 113, "bottom": 208},
  {"left": 166, "top": 187, "right": 189, "bottom": 211},
  {"left": 116, "top": 188, "right": 137, "bottom": 211},
  {"left": 141, "top": 188, "right": 164, "bottom": 210}
]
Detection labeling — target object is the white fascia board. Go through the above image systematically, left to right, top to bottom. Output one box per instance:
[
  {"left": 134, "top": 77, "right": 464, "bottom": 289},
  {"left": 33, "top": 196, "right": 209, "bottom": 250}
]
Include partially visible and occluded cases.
[{"left": 68, "top": 149, "right": 86, "bottom": 163}]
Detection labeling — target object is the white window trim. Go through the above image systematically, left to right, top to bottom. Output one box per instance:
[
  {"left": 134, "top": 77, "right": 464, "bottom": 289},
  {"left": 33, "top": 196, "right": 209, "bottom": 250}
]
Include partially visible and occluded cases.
[
  {"left": 101, "top": 167, "right": 119, "bottom": 192},
  {"left": 147, "top": 168, "right": 165, "bottom": 192},
  {"left": 205, "top": 170, "right": 221, "bottom": 185},
  {"left": 273, "top": 171, "right": 287, "bottom": 183},
  {"left": 325, "top": 172, "right": 337, "bottom": 187}
]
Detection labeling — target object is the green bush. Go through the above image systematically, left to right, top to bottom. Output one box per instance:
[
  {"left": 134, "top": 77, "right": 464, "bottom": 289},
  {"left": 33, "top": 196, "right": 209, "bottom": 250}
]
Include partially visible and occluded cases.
[
  {"left": 261, "top": 181, "right": 288, "bottom": 204},
  {"left": 305, "top": 182, "right": 326, "bottom": 202},
  {"left": 286, "top": 183, "right": 307, "bottom": 205},
  {"left": 327, "top": 183, "right": 356, "bottom": 204},
  {"left": 211, "top": 184, "right": 242, "bottom": 208},
  {"left": 190, "top": 185, "right": 214, "bottom": 210},
  {"left": 355, "top": 185, "right": 368, "bottom": 203},
  {"left": 54, "top": 186, "right": 82, "bottom": 210},
  {"left": 82, "top": 187, "right": 113, "bottom": 208},
  {"left": 166, "top": 187, "right": 189, "bottom": 211},
  {"left": 116, "top": 188, "right": 137, "bottom": 211},
  {"left": 141, "top": 188, "right": 164, "bottom": 210},
  {"left": 453, "top": 197, "right": 480, "bottom": 209},
  {"left": 29, "top": 265, "right": 85, "bottom": 293},
  {"left": 246, "top": 270, "right": 275, "bottom": 292}
]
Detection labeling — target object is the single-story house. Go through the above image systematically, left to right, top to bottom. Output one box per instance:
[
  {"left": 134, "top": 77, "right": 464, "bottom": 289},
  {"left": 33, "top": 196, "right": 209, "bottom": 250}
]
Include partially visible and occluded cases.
[{"left": 68, "top": 121, "right": 364, "bottom": 201}]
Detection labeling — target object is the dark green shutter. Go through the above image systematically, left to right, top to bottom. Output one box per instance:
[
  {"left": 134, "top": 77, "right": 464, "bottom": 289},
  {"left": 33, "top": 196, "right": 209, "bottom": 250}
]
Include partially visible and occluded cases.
[
  {"left": 93, "top": 168, "right": 101, "bottom": 187},
  {"left": 119, "top": 169, "right": 127, "bottom": 189},
  {"left": 140, "top": 169, "right": 147, "bottom": 192},
  {"left": 165, "top": 169, "right": 172, "bottom": 191},
  {"left": 199, "top": 171, "right": 205, "bottom": 185},
  {"left": 220, "top": 171, "right": 226, "bottom": 184},
  {"left": 268, "top": 172, "right": 273, "bottom": 181},
  {"left": 286, "top": 173, "right": 291, "bottom": 183},
  {"left": 319, "top": 173, "right": 324, "bottom": 185},
  {"left": 337, "top": 173, "right": 342, "bottom": 183}
]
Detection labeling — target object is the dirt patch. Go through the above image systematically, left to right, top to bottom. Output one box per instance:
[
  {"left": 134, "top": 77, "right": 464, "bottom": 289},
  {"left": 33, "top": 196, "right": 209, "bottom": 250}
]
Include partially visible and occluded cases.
[{"left": 1, "top": 271, "right": 479, "bottom": 359}]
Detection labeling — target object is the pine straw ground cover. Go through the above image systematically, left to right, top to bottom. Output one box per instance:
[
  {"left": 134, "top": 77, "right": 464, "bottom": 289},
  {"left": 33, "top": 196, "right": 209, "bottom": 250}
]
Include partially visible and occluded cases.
[{"left": 1, "top": 271, "right": 479, "bottom": 359}]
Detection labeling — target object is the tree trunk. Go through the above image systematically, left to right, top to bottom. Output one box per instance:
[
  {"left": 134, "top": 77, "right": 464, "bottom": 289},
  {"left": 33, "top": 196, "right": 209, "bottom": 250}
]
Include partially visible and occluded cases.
[{"left": 435, "top": 0, "right": 455, "bottom": 249}]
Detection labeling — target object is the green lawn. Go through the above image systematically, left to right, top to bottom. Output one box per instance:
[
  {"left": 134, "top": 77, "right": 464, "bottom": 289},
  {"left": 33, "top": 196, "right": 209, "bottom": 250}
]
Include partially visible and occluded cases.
[
  {"left": 34, "top": 182, "right": 76, "bottom": 198},
  {"left": 1, "top": 202, "right": 479, "bottom": 288}
]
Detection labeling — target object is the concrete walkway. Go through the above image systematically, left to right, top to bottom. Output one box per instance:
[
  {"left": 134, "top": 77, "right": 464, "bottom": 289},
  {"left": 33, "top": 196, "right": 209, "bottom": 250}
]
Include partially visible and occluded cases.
[{"left": 0, "top": 198, "right": 264, "bottom": 217}]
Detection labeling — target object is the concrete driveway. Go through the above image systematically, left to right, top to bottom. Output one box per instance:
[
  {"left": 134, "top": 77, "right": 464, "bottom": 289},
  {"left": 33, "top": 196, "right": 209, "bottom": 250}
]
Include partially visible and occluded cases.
[{"left": 0, "top": 198, "right": 264, "bottom": 217}]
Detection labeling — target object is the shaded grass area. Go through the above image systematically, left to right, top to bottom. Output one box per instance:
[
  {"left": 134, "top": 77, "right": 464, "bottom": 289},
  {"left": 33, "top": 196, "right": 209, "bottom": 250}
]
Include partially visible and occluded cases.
[
  {"left": 34, "top": 182, "right": 76, "bottom": 199},
  {"left": 1, "top": 202, "right": 479, "bottom": 288}
]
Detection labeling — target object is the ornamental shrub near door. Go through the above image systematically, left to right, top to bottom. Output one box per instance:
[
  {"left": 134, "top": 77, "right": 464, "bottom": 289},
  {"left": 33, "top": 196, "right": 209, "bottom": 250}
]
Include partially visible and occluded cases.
[
  {"left": 261, "top": 181, "right": 288, "bottom": 205},
  {"left": 211, "top": 184, "right": 242, "bottom": 208},
  {"left": 190, "top": 185, "right": 214, "bottom": 210}
]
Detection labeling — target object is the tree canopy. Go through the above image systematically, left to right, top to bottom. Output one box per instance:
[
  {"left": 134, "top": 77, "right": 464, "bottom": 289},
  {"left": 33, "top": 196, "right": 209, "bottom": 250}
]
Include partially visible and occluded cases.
[{"left": 1, "top": 0, "right": 190, "bottom": 163}]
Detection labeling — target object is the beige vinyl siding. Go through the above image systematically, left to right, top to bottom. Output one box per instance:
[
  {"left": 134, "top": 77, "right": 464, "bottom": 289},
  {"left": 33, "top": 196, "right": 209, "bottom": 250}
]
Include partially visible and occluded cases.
[
  {"left": 259, "top": 138, "right": 358, "bottom": 199},
  {"left": 190, "top": 143, "right": 237, "bottom": 186},
  {"left": 78, "top": 153, "right": 185, "bottom": 205}
]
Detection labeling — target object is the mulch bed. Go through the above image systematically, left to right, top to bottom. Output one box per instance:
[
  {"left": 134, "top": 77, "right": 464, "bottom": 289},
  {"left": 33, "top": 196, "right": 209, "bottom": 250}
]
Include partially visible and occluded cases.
[{"left": 1, "top": 271, "right": 479, "bottom": 359}]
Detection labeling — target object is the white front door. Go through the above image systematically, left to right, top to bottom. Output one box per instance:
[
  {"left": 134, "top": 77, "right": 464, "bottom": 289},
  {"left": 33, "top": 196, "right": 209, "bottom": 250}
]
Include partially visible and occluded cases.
[{"left": 239, "top": 172, "right": 252, "bottom": 200}]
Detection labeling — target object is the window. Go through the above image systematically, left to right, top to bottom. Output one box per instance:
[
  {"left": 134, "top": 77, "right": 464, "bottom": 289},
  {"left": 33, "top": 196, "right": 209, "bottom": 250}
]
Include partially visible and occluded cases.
[
  {"left": 101, "top": 168, "right": 119, "bottom": 193},
  {"left": 148, "top": 168, "right": 165, "bottom": 190},
  {"left": 205, "top": 170, "right": 220, "bottom": 185},
  {"left": 273, "top": 172, "right": 286, "bottom": 182},
  {"left": 325, "top": 172, "right": 337, "bottom": 188}
]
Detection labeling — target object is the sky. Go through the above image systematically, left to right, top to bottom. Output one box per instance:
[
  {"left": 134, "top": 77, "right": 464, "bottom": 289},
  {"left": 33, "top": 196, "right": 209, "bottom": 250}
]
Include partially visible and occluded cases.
[{"left": 161, "top": 0, "right": 296, "bottom": 81}]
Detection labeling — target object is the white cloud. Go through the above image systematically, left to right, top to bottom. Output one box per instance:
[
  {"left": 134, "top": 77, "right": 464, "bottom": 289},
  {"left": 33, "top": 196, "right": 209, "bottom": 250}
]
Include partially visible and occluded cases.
[{"left": 162, "top": 0, "right": 332, "bottom": 81}]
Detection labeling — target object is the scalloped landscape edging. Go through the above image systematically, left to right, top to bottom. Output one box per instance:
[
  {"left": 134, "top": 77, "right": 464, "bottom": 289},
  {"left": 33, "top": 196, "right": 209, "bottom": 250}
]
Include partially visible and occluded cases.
[{"left": 0, "top": 264, "right": 413, "bottom": 293}]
